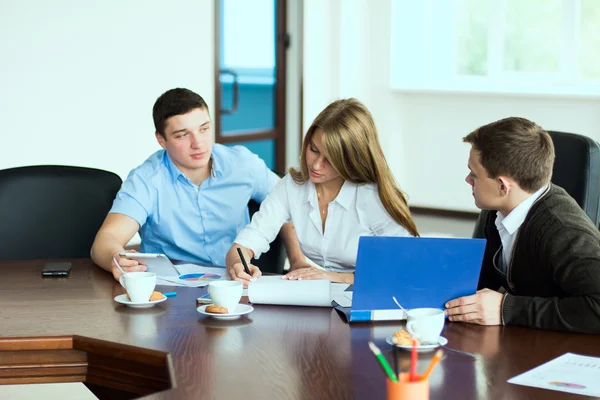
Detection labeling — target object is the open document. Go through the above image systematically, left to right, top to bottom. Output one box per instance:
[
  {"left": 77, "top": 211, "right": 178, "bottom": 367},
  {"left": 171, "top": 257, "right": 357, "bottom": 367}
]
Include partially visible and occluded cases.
[
  {"left": 156, "top": 264, "right": 228, "bottom": 287},
  {"left": 247, "top": 276, "right": 351, "bottom": 307},
  {"left": 509, "top": 353, "right": 600, "bottom": 397}
]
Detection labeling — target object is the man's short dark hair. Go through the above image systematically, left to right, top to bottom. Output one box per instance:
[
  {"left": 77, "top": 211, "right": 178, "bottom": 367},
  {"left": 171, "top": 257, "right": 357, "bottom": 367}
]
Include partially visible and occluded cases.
[
  {"left": 153, "top": 88, "right": 209, "bottom": 137},
  {"left": 463, "top": 117, "right": 555, "bottom": 192}
]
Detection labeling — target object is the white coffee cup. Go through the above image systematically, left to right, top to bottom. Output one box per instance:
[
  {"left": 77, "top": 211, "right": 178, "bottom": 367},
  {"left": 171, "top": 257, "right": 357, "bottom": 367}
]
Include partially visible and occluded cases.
[
  {"left": 119, "top": 272, "right": 156, "bottom": 303},
  {"left": 208, "top": 281, "right": 243, "bottom": 311},
  {"left": 406, "top": 308, "right": 445, "bottom": 344}
]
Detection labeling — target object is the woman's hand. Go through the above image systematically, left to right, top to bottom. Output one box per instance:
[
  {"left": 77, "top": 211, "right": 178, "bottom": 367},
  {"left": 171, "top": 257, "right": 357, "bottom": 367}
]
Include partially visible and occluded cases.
[
  {"left": 225, "top": 244, "right": 260, "bottom": 287},
  {"left": 229, "top": 261, "right": 262, "bottom": 287},
  {"left": 284, "top": 266, "right": 330, "bottom": 281},
  {"left": 284, "top": 267, "right": 354, "bottom": 284}
]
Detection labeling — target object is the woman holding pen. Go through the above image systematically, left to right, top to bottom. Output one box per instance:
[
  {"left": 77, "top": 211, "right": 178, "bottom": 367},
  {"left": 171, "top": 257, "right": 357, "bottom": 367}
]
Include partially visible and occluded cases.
[{"left": 225, "top": 98, "right": 419, "bottom": 285}]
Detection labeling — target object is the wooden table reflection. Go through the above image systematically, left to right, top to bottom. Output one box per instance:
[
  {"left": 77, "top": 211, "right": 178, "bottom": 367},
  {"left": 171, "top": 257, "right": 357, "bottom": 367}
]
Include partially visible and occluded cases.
[{"left": 1, "top": 259, "right": 599, "bottom": 399}]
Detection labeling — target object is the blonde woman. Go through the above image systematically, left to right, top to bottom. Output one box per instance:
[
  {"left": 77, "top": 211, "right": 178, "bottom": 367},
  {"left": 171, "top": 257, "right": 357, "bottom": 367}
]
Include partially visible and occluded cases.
[{"left": 226, "top": 99, "right": 419, "bottom": 285}]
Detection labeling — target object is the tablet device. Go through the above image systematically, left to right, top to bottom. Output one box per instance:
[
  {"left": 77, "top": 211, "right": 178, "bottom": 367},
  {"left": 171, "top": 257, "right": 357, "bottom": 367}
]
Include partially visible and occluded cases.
[{"left": 119, "top": 252, "right": 179, "bottom": 276}]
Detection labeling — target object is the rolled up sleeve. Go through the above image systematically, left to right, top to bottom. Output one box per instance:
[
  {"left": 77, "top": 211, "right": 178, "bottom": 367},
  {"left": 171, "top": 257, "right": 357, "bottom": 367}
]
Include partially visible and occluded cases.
[{"left": 109, "top": 170, "right": 154, "bottom": 228}]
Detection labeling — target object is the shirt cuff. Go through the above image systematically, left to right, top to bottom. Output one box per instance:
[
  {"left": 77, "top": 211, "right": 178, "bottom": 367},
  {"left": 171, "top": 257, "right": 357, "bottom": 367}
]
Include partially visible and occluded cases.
[
  {"left": 109, "top": 200, "right": 148, "bottom": 228},
  {"left": 234, "top": 230, "right": 270, "bottom": 260},
  {"left": 500, "top": 292, "right": 509, "bottom": 325}
]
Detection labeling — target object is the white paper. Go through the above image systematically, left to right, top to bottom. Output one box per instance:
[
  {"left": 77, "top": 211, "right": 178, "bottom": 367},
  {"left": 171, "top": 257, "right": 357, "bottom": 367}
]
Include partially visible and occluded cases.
[
  {"left": 155, "top": 264, "right": 229, "bottom": 287},
  {"left": 174, "top": 264, "right": 228, "bottom": 277},
  {"left": 248, "top": 276, "right": 333, "bottom": 307},
  {"left": 156, "top": 277, "right": 207, "bottom": 287},
  {"left": 331, "top": 283, "right": 353, "bottom": 307},
  {"left": 371, "top": 309, "right": 406, "bottom": 321},
  {"left": 508, "top": 353, "right": 600, "bottom": 397},
  {"left": 0, "top": 383, "right": 98, "bottom": 400}
]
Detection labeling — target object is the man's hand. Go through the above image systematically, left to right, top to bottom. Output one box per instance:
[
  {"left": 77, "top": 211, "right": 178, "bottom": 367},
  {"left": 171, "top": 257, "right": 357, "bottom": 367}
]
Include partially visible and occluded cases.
[
  {"left": 111, "top": 251, "right": 146, "bottom": 281},
  {"left": 229, "top": 262, "right": 262, "bottom": 287},
  {"left": 444, "top": 288, "right": 504, "bottom": 325}
]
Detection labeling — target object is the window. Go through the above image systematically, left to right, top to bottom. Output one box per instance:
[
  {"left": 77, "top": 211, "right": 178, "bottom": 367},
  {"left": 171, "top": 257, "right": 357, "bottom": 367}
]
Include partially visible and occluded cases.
[
  {"left": 221, "top": 0, "right": 275, "bottom": 84},
  {"left": 390, "top": 0, "right": 600, "bottom": 96}
]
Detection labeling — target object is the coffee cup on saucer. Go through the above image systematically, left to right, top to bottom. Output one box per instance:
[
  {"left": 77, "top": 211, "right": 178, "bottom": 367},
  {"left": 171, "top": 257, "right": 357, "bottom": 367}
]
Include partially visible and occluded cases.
[
  {"left": 119, "top": 272, "right": 156, "bottom": 303},
  {"left": 208, "top": 281, "right": 243, "bottom": 311},
  {"left": 406, "top": 308, "right": 445, "bottom": 344}
]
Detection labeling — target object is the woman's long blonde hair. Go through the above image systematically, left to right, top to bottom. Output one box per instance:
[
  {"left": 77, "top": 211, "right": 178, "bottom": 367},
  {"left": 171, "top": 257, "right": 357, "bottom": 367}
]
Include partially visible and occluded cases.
[{"left": 290, "top": 98, "right": 419, "bottom": 237}]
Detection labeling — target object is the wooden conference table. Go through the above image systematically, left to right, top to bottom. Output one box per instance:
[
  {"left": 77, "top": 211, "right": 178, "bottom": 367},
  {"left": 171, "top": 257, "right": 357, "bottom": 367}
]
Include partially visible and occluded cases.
[{"left": 1, "top": 259, "right": 599, "bottom": 400}]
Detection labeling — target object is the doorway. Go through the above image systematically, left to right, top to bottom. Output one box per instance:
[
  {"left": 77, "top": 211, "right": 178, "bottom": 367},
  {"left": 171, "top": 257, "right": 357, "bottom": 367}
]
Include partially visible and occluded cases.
[{"left": 214, "top": 0, "right": 287, "bottom": 173}]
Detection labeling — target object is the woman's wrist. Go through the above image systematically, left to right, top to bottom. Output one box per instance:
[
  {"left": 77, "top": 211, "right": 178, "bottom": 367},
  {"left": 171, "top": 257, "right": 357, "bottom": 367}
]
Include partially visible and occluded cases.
[
  {"left": 288, "top": 256, "right": 307, "bottom": 267},
  {"left": 328, "top": 272, "right": 354, "bottom": 284}
]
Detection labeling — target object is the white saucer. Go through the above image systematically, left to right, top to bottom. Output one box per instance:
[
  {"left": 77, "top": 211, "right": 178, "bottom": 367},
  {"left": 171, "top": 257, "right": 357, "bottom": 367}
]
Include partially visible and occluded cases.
[
  {"left": 114, "top": 294, "right": 167, "bottom": 309},
  {"left": 197, "top": 304, "right": 254, "bottom": 320},
  {"left": 386, "top": 335, "right": 448, "bottom": 353}
]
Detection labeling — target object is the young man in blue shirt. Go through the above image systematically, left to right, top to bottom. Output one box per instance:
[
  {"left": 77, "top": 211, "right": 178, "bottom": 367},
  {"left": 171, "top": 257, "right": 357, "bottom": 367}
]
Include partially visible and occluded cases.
[{"left": 91, "top": 88, "right": 302, "bottom": 280}]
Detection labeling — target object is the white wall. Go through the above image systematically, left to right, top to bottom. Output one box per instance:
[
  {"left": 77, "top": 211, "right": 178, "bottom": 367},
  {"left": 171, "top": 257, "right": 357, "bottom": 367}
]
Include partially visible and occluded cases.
[
  {"left": 0, "top": 0, "right": 215, "bottom": 180},
  {"left": 4, "top": 0, "right": 598, "bottom": 213},
  {"left": 285, "top": 0, "right": 303, "bottom": 169},
  {"left": 303, "top": 0, "right": 600, "bottom": 212}
]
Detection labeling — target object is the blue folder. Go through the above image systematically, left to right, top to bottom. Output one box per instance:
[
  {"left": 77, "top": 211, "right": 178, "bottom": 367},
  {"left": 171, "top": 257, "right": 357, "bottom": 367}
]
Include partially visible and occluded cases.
[{"left": 346, "top": 236, "right": 486, "bottom": 322}]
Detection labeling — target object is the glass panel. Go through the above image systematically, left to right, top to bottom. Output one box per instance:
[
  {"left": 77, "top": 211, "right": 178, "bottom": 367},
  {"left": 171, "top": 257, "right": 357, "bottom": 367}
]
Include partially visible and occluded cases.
[
  {"left": 220, "top": 0, "right": 276, "bottom": 134},
  {"left": 222, "top": 0, "right": 274, "bottom": 70},
  {"left": 455, "top": 0, "right": 489, "bottom": 76},
  {"left": 503, "top": 0, "right": 561, "bottom": 73},
  {"left": 580, "top": 0, "right": 600, "bottom": 80},
  {"left": 220, "top": 80, "right": 275, "bottom": 134},
  {"left": 225, "top": 139, "right": 276, "bottom": 171}
]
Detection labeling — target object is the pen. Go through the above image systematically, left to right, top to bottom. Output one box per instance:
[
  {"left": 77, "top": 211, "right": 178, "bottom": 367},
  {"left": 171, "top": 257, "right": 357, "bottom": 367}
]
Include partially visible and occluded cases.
[
  {"left": 236, "top": 247, "right": 252, "bottom": 276},
  {"left": 162, "top": 291, "right": 177, "bottom": 298},
  {"left": 410, "top": 339, "right": 418, "bottom": 382},
  {"left": 368, "top": 341, "right": 398, "bottom": 383},
  {"left": 393, "top": 345, "right": 399, "bottom": 378},
  {"left": 419, "top": 349, "right": 443, "bottom": 381}
]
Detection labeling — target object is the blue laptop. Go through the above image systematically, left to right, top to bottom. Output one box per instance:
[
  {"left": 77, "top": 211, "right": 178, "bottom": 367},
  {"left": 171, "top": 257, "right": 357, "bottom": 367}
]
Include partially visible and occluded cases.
[{"left": 335, "top": 236, "right": 486, "bottom": 322}]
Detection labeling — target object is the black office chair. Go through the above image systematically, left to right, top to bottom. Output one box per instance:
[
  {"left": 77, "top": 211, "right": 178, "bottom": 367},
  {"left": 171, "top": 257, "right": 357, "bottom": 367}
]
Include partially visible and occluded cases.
[
  {"left": 473, "top": 130, "right": 600, "bottom": 238},
  {"left": 0, "top": 165, "right": 122, "bottom": 260},
  {"left": 246, "top": 170, "right": 287, "bottom": 274},
  {"left": 247, "top": 199, "right": 287, "bottom": 274}
]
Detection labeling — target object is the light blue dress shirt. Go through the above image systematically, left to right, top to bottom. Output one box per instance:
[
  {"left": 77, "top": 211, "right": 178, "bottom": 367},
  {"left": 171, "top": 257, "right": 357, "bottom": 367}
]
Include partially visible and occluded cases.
[{"left": 109, "top": 144, "right": 279, "bottom": 265}]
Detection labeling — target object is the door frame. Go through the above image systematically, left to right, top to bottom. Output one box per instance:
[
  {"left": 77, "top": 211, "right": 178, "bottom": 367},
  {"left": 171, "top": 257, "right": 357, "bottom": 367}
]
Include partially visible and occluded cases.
[{"left": 213, "top": 0, "right": 287, "bottom": 174}]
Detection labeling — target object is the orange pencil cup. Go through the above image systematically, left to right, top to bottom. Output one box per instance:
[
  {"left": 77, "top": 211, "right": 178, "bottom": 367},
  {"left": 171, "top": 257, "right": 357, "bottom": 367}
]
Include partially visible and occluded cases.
[{"left": 386, "top": 373, "right": 429, "bottom": 400}]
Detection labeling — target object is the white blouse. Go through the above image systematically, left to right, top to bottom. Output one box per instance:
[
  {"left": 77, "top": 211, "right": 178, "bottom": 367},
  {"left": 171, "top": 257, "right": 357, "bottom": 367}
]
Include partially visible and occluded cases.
[{"left": 234, "top": 174, "right": 411, "bottom": 272}]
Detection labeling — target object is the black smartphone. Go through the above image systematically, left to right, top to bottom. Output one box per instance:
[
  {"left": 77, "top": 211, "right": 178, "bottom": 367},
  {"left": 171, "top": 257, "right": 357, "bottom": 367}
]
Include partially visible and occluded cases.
[{"left": 41, "top": 262, "right": 72, "bottom": 277}]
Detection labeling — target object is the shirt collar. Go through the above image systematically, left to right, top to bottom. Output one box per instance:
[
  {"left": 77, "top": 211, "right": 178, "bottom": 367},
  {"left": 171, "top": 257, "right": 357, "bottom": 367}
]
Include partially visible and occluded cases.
[
  {"left": 209, "top": 145, "right": 223, "bottom": 178},
  {"left": 163, "top": 147, "right": 221, "bottom": 184},
  {"left": 164, "top": 151, "right": 185, "bottom": 183},
  {"left": 304, "top": 179, "right": 355, "bottom": 211},
  {"left": 304, "top": 179, "right": 317, "bottom": 206},
  {"left": 332, "top": 181, "right": 355, "bottom": 210},
  {"left": 496, "top": 184, "right": 549, "bottom": 235}
]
